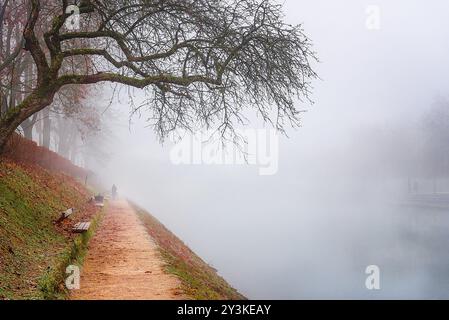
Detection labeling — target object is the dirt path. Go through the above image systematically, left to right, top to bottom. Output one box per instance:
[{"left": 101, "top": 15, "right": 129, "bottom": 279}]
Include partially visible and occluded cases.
[{"left": 71, "top": 199, "right": 186, "bottom": 300}]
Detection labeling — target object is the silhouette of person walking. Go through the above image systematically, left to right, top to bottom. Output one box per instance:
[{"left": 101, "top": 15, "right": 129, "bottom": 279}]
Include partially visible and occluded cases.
[{"left": 112, "top": 184, "right": 117, "bottom": 200}]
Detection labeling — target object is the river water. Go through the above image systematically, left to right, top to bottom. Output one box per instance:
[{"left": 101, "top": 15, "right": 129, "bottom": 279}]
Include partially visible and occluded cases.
[{"left": 125, "top": 170, "right": 449, "bottom": 299}]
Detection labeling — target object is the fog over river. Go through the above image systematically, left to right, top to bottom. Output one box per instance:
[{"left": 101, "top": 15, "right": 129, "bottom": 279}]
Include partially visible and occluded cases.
[{"left": 92, "top": 0, "right": 449, "bottom": 298}]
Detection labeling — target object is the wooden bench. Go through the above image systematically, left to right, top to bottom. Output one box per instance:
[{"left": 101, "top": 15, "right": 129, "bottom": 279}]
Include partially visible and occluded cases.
[
  {"left": 94, "top": 194, "right": 105, "bottom": 207},
  {"left": 57, "top": 208, "right": 75, "bottom": 223},
  {"left": 72, "top": 221, "right": 91, "bottom": 233}
]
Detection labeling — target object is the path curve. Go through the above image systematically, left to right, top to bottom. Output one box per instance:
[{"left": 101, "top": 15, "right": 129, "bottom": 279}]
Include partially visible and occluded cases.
[{"left": 71, "top": 199, "right": 186, "bottom": 300}]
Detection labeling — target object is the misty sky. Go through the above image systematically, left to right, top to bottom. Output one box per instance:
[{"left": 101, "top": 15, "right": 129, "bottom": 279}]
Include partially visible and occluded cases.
[{"left": 93, "top": 0, "right": 449, "bottom": 298}]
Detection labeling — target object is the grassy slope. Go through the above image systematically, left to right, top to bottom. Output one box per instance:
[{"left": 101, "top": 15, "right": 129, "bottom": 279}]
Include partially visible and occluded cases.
[
  {"left": 0, "top": 155, "right": 243, "bottom": 300},
  {"left": 0, "top": 158, "right": 99, "bottom": 299},
  {"left": 133, "top": 204, "right": 246, "bottom": 300}
]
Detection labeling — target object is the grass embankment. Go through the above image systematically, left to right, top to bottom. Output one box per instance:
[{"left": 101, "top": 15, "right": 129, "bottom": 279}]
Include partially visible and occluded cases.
[
  {"left": 0, "top": 158, "right": 101, "bottom": 299},
  {"left": 133, "top": 204, "right": 246, "bottom": 300}
]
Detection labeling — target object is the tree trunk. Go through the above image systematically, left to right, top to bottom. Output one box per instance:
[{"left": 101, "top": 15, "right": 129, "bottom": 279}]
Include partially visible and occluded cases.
[
  {"left": 18, "top": 55, "right": 34, "bottom": 141},
  {"left": 0, "top": 89, "right": 57, "bottom": 154},
  {"left": 0, "top": 93, "right": 8, "bottom": 116},
  {"left": 42, "top": 107, "right": 51, "bottom": 149},
  {"left": 37, "top": 110, "right": 43, "bottom": 146},
  {"left": 19, "top": 113, "right": 37, "bottom": 141},
  {"left": 56, "top": 115, "right": 70, "bottom": 157},
  {"left": 21, "top": 122, "right": 33, "bottom": 139},
  {"left": 0, "top": 128, "right": 11, "bottom": 153},
  {"left": 70, "top": 144, "right": 77, "bottom": 163}
]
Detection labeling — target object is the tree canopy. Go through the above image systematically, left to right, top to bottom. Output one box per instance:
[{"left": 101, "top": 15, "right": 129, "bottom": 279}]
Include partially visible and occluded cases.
[{"left": 0, "top": 0, "right": 317, "bottom": 151}]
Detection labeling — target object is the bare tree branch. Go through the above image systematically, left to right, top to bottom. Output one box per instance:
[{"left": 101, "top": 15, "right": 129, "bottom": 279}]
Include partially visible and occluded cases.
[{"left": 0, "top": 0, "right": 318, "bottom": 151}]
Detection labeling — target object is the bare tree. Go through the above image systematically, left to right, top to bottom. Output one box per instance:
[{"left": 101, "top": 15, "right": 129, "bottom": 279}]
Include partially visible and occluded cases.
[{"left": 0, "top": 0, "right": 317, "bottom": 152}]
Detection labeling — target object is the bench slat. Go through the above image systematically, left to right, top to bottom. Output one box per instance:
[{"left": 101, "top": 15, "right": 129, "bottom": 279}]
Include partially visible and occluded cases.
[{"left": 72, "top": 221, "right": 91, "bottom": 233}]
